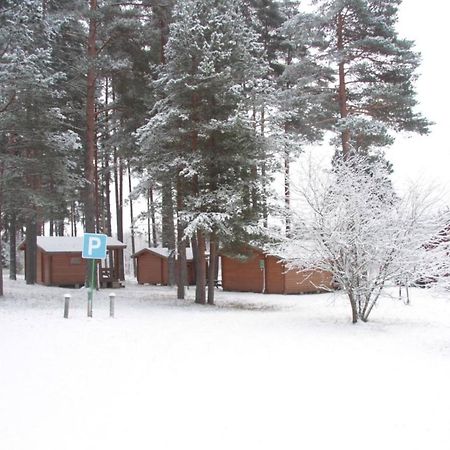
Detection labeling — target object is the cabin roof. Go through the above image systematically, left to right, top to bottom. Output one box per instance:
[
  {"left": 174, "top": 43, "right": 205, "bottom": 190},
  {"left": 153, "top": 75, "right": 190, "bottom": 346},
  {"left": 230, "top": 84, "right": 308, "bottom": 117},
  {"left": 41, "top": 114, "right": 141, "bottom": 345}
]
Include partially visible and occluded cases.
[
  {"left": 18, "top": 236, "right": 126, "bottom": 253},
  {"left": 132, "top": 246, "right": 194, "bottom": 261}
]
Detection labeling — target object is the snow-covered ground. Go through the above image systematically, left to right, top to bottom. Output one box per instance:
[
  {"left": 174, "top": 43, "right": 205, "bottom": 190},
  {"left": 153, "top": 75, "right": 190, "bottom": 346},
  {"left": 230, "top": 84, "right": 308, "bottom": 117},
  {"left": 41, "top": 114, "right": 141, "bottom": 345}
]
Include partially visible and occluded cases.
[{"left": 1, "top": 277, "right": 449, "bottom": 450}]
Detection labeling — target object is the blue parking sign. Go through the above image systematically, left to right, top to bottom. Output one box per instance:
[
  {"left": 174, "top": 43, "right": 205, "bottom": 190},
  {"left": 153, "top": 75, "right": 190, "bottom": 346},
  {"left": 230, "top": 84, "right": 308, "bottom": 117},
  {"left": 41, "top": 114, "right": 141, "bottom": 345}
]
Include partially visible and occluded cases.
[{"left": 82, "top": 233, "right": 107, "bottom": 259}]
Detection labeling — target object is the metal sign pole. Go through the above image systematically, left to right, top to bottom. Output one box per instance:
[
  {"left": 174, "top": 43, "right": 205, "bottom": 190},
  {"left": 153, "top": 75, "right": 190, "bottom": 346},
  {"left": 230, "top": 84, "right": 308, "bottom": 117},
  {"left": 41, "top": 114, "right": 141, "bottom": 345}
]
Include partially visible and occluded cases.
[
  {"left": 82, "top": 233, "right": 107, "bottom": 318},
  {"left": 87, "top": 259, "right": 96, "bottom": 317}
]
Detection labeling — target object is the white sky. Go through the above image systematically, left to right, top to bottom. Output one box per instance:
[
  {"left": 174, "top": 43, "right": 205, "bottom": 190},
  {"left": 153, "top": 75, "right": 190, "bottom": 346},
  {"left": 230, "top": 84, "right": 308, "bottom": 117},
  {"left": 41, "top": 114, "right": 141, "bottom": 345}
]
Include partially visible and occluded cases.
[{"left": 387, "top": 0, "right": 450, "bottom": 203}]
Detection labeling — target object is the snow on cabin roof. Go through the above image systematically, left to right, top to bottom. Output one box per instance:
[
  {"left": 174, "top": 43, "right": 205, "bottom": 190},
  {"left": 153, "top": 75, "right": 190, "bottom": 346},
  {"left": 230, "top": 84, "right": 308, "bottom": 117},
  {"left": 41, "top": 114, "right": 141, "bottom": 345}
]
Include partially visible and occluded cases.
[
  {"left": 18, "top": 236, "right": 126, "bottom": 253},
  {"left": 132, "top": 247, "right": 194, "bottom": 261}
]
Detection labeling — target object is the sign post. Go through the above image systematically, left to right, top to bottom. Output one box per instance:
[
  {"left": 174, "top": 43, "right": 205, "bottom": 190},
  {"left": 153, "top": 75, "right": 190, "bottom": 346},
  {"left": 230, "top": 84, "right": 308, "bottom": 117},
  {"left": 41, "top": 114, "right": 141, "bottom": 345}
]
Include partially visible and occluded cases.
[
  {"left": 82, "top": 233, "right": 107, "bottom": 317},
  {"left": 259, "top": 259, "right": 265, "bottom": 294}
]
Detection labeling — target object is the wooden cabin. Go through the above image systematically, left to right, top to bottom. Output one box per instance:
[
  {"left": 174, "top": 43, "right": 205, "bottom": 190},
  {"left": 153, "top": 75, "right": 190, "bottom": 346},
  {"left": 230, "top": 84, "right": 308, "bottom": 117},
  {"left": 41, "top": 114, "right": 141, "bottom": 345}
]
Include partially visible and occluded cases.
[
  {"left": 18, "top": 236, "right": 126, "bottom": 288},
  {"left": 132, "top": 247, "right": 196, "bottom": 285},
  {"left": 221, "top": 247, "right": 334, "bottom": 295}
]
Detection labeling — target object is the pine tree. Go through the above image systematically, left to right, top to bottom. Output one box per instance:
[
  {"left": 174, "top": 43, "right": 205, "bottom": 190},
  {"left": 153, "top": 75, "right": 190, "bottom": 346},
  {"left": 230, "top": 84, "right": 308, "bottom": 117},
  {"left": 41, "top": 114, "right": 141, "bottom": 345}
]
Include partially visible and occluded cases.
[
  {"left": 0, "top": 0, "right": 82, "bottom": 285},
  {"left": 137, "top": 0, "right": 268, "bottom": 304},
  {"left": 241, "top": 0, "right": 285, "bottom": 228},
  {"left": 302, "top": 0, "right": 430, "bottom": 158},
  {"left": 98, "top": 1, "right": 166, "bottom": 280},
  {"left": 255, "top": 1, "right": 333, "bottom": 236}
]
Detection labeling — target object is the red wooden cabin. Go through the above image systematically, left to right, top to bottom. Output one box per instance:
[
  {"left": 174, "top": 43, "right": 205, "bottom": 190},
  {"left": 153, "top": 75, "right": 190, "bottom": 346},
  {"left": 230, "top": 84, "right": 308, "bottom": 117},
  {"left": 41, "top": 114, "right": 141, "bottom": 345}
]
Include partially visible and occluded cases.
[
  {"left": 18, "top": 236, "right": 126, "bottom": 288},
  {"left": 132, "top": 247, "right": 196, "bottom": 285},
  {"left": 221, "top": 247, "right": 334, "bottom": 294}
]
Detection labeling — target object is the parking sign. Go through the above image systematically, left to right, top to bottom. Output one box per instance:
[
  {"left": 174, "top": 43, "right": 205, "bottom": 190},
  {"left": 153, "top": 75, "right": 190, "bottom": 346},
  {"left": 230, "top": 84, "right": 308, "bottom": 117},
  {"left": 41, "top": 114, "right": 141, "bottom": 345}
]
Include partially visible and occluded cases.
[{"left": 82, "top": 233, "right": 107, "bottom": 259}]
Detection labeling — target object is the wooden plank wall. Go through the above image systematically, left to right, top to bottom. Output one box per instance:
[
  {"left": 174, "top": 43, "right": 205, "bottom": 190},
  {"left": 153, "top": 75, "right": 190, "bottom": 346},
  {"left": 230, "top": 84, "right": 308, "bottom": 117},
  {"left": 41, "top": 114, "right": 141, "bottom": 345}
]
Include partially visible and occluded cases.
[
  {"left": 221, "top": 250, "right": 264, "bottom": 293},
  {"left": 222, "top": 250, "right": 334, "bottom": 295},
  {"left": 136, "top": 252, "right": 165, "bottom": 284},
  {"left": 50, "top": 254, "right": 86, "bottom": 286},
  {"left": 264, "top": 255, "right": 285, "bottom": 294},
  {"left": 284, "top": 268, "right": 334, "bottom": 294}
]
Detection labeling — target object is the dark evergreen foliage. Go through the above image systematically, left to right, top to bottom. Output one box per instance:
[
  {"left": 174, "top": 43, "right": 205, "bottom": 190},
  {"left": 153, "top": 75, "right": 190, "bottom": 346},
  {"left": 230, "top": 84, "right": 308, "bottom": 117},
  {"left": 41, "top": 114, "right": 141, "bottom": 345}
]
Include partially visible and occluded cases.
[{"left": 0, "top": 0, "right": 430, "bottom": 296}]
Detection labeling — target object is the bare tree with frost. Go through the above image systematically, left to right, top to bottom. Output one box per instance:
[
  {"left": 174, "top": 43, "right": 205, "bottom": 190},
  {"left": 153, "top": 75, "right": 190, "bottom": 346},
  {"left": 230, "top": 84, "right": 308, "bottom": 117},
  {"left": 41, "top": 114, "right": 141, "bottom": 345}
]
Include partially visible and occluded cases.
[{"left": 274, "top": 155, "right": 449, "bottom": 323}]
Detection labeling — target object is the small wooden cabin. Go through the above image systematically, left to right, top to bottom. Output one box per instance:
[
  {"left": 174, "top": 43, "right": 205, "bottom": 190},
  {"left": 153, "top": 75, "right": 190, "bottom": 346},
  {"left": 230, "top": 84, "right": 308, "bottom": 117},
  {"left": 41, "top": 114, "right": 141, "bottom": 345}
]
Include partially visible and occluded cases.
[
  {"left": 18, "top": 236, "right": 127, "bottom": 288},
  {"left": 132, "top": 247, "right": 196, "bottom": 285},
  {"left": 221, "top": 247, "right": 334, "bottom": 295}
]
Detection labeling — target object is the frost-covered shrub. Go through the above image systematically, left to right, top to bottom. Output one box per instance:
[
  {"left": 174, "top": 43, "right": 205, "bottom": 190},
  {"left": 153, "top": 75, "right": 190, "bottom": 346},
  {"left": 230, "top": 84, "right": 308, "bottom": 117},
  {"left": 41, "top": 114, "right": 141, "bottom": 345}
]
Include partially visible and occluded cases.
[{"left": 274, "top": 155, "right": 448, "bottom": 323}]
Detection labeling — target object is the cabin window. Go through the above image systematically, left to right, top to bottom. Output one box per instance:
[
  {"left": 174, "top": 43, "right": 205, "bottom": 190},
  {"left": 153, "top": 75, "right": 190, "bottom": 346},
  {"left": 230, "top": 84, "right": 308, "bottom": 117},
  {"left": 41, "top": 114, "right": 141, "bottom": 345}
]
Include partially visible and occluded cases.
[{"left": 70, "top": 257, "right": 81, "bottom": 265}]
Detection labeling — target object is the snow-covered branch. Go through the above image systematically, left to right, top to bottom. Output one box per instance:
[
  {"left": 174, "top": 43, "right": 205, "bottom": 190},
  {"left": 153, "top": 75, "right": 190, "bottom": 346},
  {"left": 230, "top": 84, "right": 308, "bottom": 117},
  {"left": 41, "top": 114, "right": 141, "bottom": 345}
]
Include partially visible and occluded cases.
[{"left": 271, "top": 155, "right": 449, "bottom": 323}]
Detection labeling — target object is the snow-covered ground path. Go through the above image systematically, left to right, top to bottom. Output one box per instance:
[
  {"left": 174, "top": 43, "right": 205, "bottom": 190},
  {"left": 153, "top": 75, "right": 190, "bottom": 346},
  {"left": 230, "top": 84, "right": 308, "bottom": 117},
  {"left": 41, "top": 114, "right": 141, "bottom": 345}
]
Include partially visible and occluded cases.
[{"left": 1, "top": 277, "right": 450, "bottom": 450}]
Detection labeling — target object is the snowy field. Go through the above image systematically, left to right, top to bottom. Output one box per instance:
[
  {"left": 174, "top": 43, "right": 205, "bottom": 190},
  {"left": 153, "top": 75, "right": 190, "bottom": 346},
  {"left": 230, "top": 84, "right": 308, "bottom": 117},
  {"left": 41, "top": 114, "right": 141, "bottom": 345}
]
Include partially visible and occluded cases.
[{"left": 1, "top": 277, "right": 450, "bottom": 450}]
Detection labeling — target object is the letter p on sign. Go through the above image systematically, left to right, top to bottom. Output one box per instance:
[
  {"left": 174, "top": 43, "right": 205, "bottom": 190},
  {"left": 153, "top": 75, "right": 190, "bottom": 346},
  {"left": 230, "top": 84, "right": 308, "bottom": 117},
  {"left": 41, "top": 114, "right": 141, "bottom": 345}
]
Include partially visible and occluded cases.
[{"left": 82, "top": 233, "right": 107, "bottom": 259}]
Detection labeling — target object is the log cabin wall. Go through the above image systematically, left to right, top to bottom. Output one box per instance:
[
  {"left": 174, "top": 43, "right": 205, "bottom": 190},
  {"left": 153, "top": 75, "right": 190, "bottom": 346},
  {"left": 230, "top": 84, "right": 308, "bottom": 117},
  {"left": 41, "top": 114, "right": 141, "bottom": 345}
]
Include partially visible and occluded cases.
[
  {"left": 20, "top": 238, "right": 126, "bottom": 287},
  {"left": 36, "top": 249, "right": 44, "bottom": 285},
  {"left": 221, "top": 249, "right": 265, "bottom": 293},
  {"left": 221, "top": 249, "right": 335, "bottom": 295},
  {"left": 135, "top": 250, "right": 196, "bottom": 286},
  {"left": 32, "top": 251, "right": 87, "bottom": 286},
  {"left": 136, "top": 252, "right": 165, "bottom": 284},
  {"left": 43, "top": 253, "right": 52, "bottom": 285},
  {"left": 50, "top": 253, "right": 87, "bottom": 286},
  {"left": 264, "top": 255, "right": 285, "bottom": 294},
  {"left": 161, "top": 258, "right": 168, "bottom": 285},
  {"left": 186, "top": 261, "right": 196, "bottom": 285},
  {"left": 284, "top": 268, "right": 334, "bottom": 294}
]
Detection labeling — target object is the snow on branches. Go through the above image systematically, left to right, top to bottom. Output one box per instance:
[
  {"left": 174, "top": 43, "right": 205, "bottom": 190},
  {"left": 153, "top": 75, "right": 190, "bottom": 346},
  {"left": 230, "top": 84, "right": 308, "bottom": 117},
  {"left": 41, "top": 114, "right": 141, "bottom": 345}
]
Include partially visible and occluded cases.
[{"left": 273, "top": 155, "right": 449, "bottom": 323}]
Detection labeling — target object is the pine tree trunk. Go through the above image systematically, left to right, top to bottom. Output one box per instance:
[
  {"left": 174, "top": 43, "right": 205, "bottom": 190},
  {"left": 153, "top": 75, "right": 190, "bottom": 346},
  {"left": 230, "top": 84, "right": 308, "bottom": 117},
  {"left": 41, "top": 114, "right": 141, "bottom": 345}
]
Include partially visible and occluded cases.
[
  {"left": 85, "top": 0, "right": 98, "bottom": 234},
  {"left": 158, "top": 7, "right": 168, "bottom": 65},
  {"left": 337, "top": 11, "right": 350, "bottom": 159},
  {"left": 283, "top": 45, "right": 293, "bottom": 236},
  {"left": 104, "top": 77, "right": 112, "bottom": 236},
  {"left": 251, "top": 102, "right": 258, "bottom": 212},
  {"left": 261, "top": 105, "right": 268, "bottom": 227},
  {"left": 94, "top": 120, "right": 99, "bottom": 232},
  {"left": 99, "top": 145, "right": 105, "bottom": 233},
  {"left": 284, "top": 147, "right": 291, "bottom": 237},
  {"left": 114, "top": 151, "right": 125, "bottom": 280},
  {"left": 104, "top": 154, "right": 112, "bottom": 236},
  {"left": 128, "top": 162, "right": 136, "bottom": 277},
  {"left": 251, "top": 166, "right": 258, "bottom": 212},
  {"left": 176, "top": 175, "right": 187, "bottom": 299},
  {"left": 162, "top": 180, "right": 176, "bottom": 285},
  {"left": 147, "top": 186, "right": 157, "bottom": 247},
  {"left": 147, "top": 190, "right": 151, "bottom": 247},
  {"left": 70, "top": 202, "right": 77, "bottom": 237},
  {"left": 9, "top": 214, "right": 17, "bottom": 280},
  {"left": 25, "top": 217, "right": 37, "bottom": 285},
  {"left": 195, "top": 230, "right": 207, "bottom": 305},
  {"left": 191, "top": 235, "right": 198, "bottom": 283},
  {"left": 177, "top": 238, "right": 187, "bottom": 300},
  {"left": 207, "top": 238, "right": 217, "bottom": 305}
]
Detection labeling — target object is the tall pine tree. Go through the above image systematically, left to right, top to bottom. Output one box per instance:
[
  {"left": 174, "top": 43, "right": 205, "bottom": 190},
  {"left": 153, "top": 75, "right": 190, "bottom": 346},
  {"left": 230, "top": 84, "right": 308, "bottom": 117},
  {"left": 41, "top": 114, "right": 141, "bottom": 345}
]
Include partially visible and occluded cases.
[
  {"left": 0, "top": 0, "right": 82, "bottom": 286},
  {"left": 137, "top": 0, "right": 268, "bottom": 304},
  {"left": 299, "top": 0, "right": 430, "bottom": 158}
]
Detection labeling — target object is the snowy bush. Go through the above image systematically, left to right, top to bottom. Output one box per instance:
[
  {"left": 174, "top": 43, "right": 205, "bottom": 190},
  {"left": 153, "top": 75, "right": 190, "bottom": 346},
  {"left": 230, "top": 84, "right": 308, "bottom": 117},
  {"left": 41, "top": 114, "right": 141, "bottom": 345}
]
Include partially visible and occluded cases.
[{"left": 273, "top": 155, "right": 449, "bottom": 323}]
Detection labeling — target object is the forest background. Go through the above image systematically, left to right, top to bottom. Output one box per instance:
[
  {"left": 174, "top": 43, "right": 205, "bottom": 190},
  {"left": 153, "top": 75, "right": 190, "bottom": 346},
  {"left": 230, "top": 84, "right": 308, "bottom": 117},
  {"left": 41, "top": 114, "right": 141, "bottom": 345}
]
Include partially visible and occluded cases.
[{"left": 0, "top": 0, "right": 446, "bottom": 305}]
